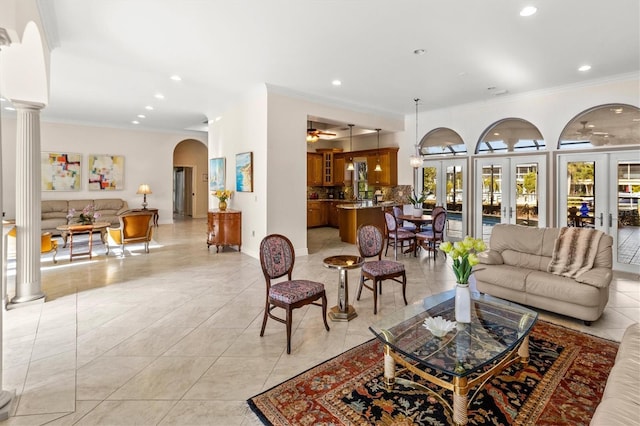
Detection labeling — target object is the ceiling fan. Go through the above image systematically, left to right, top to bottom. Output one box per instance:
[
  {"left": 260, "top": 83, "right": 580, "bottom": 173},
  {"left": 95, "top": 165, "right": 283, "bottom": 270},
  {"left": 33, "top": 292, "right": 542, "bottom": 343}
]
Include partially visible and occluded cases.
[
  {"left": 574, "top": 120, "right": 612, "bottom": 142},
  {"left": 307, "top": 121, "right": 336, "bottom": 143}
]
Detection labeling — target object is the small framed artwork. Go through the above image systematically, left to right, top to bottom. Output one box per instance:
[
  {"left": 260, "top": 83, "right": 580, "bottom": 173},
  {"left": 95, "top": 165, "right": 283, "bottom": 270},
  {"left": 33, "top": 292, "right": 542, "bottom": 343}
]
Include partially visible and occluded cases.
[
  {"left": 41, "top": 152, "right": 82, "bottom": 191},
  {"left": 236, "top": 152, "right": 253, "bottom": 192},
  {"left": 88, "top": 154, "right": 125, "bottom": 190},
  {"left": 209, "top": 157, "right": 226, "bottom": 191}
]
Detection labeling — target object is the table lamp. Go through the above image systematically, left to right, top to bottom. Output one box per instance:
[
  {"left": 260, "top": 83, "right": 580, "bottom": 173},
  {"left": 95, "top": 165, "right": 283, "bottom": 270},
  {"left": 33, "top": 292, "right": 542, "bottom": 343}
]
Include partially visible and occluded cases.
[{"left": 136, "top": 184, "right": 152, "bottom": 209}]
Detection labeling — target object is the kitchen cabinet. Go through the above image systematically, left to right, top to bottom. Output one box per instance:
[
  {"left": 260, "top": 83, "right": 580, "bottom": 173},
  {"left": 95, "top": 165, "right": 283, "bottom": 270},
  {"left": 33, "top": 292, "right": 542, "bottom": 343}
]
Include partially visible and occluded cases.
[
  {"left": 367, "top": 148, "right": 398, "bottom": 186},
  {"left": 306, "top": 153, "right": 323, "bottom": 186},
  {"left": 334, "top": 156, "right": 346, "bottom": 186},
  {"left": 307, "top": 201, "right": 327, "bottom": 228},
  {"left": 328, "top": 201, "right": 340, "bottom": 227},
  {"left": 207, "top": 210, "right": 241, "bottom": 253}
]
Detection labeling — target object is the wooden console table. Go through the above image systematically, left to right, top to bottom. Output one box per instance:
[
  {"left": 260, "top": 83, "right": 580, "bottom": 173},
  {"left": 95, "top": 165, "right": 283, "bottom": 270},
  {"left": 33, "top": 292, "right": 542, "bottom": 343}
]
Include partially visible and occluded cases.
[{"left": 207, "top": 210, "right": 241, "bottom": 253}]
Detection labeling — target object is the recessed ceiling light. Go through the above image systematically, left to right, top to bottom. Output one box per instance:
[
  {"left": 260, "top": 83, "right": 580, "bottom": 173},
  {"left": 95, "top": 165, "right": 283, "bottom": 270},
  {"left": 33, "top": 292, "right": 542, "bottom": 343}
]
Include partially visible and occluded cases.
[
  {"left": 520, "top": 6, "right": 537, "bottom": 17},
  {"left": 413, "top": 49, "right": 426, "bottom": 55},
  {"left": 578, "top": 64, "right": 591, "bottom": 72},
  {"left": 170, "top": 75, "right": 182, "bottom": 81},
  {"left": 332, "top": 79, "right": 342, "bottom": 86},
  {"left": 154, "top": 93, "right": 165, "bottom": 100},
  {"left": 0, "top": 97, "right": 6, "bottom": 102},
  {"left": 145, "top": 105, "right": 154, "bottom": 111},
  {"left": 5, "top": 106, "right": 15, "bottom": 111},
  {"left": 612, "top": 108, "right": 623, "bottom": 114},
  {"left": 137, "top": 114, "right": 146, "bottom": 119},
  {"left": 215, "top": 116, "right": 222, "bottom": 122},
  {"left": 132, "top": 120, "right": 139, "bottom": 124},
  {"left": 587, "top": 124, "right": 595, "bottom": 128},
  {"left": 494, "top": 132, "right": 500, "bottom": 136}
]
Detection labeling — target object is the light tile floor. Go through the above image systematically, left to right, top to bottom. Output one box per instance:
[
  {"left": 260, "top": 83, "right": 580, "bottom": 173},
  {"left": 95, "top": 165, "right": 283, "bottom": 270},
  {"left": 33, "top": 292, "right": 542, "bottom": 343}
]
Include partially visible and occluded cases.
[{"left": 1, "top": 218, "right": 638, "bottom": 425}]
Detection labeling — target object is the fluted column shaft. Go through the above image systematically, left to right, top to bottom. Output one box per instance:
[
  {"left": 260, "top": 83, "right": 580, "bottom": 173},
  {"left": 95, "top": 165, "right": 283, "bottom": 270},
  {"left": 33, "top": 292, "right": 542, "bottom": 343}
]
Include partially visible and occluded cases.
[{"left": 11, "top": 101, "right": 45, "bottom": 304}]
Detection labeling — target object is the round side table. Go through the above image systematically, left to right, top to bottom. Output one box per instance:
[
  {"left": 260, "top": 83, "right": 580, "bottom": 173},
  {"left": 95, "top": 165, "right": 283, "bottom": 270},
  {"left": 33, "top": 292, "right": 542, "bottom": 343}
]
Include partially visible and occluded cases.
[{"left": 323, "top": 254, "right": 364, "bottom": 321}]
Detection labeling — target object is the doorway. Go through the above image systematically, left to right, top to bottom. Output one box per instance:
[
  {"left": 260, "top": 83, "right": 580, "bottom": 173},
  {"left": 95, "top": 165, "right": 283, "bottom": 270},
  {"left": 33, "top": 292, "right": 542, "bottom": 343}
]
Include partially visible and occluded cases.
[
  {"left": 558, "top": 151, "right": 640, "bottom": 273},
  {"left": 474, "top": 155, "right": 547, "bottom": 242},
  {"left": 422, "top": 158, "right": 467, "bottom": 240},
  {"left": 173, "top": 166, "right": 193, "bottom": 217}
]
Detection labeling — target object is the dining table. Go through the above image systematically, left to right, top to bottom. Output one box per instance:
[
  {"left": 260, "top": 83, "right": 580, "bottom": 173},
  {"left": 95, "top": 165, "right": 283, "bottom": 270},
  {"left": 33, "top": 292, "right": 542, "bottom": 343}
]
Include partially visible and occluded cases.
[{"left": 396, "top": 214, "right": 433, "bottom": 229}]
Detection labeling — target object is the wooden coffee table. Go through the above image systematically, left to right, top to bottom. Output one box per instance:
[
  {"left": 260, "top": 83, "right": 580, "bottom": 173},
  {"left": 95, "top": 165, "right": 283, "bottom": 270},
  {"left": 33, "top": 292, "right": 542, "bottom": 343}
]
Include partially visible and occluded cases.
[
  {"left": 56, "top": 222, "right": 110, "bottom": 261},
  {"left": 370, "top": 291, "right": 538, "bottom": 425}
]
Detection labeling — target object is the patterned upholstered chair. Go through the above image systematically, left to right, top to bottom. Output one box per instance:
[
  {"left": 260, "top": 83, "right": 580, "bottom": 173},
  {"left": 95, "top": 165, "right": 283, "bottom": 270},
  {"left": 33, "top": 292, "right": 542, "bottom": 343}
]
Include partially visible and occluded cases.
[
  {"left": 393, "top": 206, "right": 417, "bottom": 232},
  {"left": 415, "top": 210, "right": 447, "bottom": 260},
  {"left": 107, "top": 211, "right": 154, "bottom": 256},
  {"left": 384, "top": 211, "right": 416, "bottom": 260},
  {"left": 356, "top": 224, "right": 407, "bottom": 315},
  {"left": 259, "top": 234, "right": 330, "bottom": 354}
]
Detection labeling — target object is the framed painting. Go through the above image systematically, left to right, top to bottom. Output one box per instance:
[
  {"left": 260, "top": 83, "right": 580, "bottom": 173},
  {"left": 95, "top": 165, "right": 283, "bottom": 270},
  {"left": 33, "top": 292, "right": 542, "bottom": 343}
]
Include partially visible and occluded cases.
[
  {"left": 41, "top": 152, "right": 82, "bottom": 191},
  {"left": 236, "top": 152, "right": 253, "bottom": 192},
  {"left": 88, "top": 154, "right": 125, "bottom": 190},
  {"left": 209, "top": 157, "right": 226, "bottom": 191}
]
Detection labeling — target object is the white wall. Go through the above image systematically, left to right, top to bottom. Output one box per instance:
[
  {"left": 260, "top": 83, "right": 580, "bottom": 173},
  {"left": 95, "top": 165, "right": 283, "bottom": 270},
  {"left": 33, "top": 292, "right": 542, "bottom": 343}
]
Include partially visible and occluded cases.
[
  {"left": 397, "top": 75, "right": 640, "bottom": 187},
  {"left": 1, "top": 117, "right": 206, "bottom": 223}
]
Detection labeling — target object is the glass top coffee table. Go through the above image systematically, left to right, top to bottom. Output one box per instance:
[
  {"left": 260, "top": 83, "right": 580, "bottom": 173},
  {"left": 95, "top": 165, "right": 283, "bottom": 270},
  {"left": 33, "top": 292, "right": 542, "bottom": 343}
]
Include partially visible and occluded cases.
[{"left": 370, "top": 290, "right": 538, "bottom": 425}]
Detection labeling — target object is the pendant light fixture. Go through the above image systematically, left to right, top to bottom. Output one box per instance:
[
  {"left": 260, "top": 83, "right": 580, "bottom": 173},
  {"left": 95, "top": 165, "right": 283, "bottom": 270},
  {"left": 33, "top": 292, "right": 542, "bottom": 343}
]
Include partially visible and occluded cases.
[
  {"left": 409, "top": 98, "right": 423, "bottom": 168},
  {"left": 346, "top": 124, "right": 355, "bottom": 171},
  {"left": 374, "top": 128, "right": 382, "bottom": 172}
]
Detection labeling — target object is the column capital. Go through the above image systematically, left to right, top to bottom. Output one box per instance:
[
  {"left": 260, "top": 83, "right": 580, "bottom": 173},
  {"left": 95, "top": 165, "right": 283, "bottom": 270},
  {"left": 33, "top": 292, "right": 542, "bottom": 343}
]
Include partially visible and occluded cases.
[{"left": 10, "top": 99, "right": 45, "bottom": 110}]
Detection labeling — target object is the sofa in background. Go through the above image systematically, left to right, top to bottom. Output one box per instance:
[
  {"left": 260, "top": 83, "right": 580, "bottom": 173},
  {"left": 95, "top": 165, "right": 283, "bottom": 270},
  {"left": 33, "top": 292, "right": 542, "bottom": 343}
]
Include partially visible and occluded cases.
[
  {"left": 42, "top": 198, "right": 129, "bottom": 236},
  {"left": 475, "top": 224, "right": 613, "bottom": 325},
  {"left": 590, "top": 322, "right": 640, "bottom": 425}
]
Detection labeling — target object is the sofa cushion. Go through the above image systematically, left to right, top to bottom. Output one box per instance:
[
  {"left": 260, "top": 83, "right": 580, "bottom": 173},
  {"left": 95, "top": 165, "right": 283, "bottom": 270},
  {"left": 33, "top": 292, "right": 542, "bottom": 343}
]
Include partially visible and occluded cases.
[
  {"left": 93, "top": 198, "right": 126, "bottom": 212},
  {"left": 41, "top": 200, "right": 69, "bottom": 218},
  {"left": 489, "top": 224, "right": 546, "bottom": 256},
  {"left": 501, "top": 249, "right": 548, "bottom": 271},
  {"left": 473, "top": 265, "right": 530, "bottom": 292},
  {"left": 526, "top": 270, "right": 603, "bottom": 306}
]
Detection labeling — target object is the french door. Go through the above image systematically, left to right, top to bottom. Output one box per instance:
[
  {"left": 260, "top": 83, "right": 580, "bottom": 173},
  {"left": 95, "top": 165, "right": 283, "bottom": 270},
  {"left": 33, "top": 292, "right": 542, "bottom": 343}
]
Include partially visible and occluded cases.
[
  {"left": 558, "top": 151, "right": 640, "bottom": 273},
  {"left": 474, "top": 155, "right": 547, "bottom": 242},
  {"left": 421, "top": 158, "right": 467, "bottom": 240}
]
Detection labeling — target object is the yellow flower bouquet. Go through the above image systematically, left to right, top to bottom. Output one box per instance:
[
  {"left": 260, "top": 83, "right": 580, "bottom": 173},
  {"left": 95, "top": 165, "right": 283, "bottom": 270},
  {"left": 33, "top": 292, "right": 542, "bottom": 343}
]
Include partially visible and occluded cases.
[
  {"left": 214, "top": 189, "right": 233, "bottom": 202},
  {"left": 439, "top": 236, "right": 486, "bottom": 285}
]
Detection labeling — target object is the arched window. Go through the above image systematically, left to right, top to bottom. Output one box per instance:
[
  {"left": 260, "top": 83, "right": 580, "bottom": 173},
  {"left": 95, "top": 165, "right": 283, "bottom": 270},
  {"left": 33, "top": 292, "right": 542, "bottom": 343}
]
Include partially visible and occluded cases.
[
  {"left": 558, "top": 104, "right": 640, "bottom": 149},
  {"left": 476, "top": 118, "right": 545, "bottom": 154},
  {"left": 418, "top": 127, "right": 467, "bottom": 156}
]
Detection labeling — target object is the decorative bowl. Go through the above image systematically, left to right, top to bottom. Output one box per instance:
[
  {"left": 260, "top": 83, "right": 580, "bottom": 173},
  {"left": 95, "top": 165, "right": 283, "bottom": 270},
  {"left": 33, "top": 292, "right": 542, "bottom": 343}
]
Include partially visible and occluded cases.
[{"left": 422, "top": 316, "right": 456, "bottom": 337}]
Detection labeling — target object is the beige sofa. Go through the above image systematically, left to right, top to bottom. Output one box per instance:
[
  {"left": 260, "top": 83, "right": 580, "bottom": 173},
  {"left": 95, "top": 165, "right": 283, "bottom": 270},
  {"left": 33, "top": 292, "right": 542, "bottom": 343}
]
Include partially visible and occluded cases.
[
  {"left": 42, "top": 199, "right": 129, "bottom": 235},
  {"left": 475, "top": 224, "right": 613, "bottom": 325},
  {"left": 590, "top": 322, "right": 640, "bottom": 425}
]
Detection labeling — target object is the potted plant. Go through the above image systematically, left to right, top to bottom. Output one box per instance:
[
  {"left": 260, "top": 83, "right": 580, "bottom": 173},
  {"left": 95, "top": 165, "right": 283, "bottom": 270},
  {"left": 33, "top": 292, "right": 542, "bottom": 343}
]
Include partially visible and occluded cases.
[{"left": 407, "top": 190, "right": 426, "bottom": 217}]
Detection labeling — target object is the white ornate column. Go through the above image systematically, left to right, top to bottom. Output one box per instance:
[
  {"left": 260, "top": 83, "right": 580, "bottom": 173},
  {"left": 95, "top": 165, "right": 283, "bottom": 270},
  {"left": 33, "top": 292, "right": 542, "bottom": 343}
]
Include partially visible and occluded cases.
[{"left": 10, "top": 100, "right": 45, "bottom": 304}]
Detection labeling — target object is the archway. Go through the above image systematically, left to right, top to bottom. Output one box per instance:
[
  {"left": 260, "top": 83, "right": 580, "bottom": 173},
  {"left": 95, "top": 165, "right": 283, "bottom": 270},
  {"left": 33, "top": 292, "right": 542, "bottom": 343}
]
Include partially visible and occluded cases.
[{"left": 173, "top": 139, "right": 208, "bottom": 219}]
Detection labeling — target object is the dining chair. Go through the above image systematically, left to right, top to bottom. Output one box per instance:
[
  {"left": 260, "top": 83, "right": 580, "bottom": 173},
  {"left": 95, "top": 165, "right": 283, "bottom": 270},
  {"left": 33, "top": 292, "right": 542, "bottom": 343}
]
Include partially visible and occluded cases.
[
  {"left": 393, "top": 206, "right": 417, "bottom": 232},
  {"left": 415, "top": 210, "right": 448, "bottom": 260},
  {"left": 107, "top": 211, "right": 154, "bottom": 256},
  {"left": 384, "top": 211, "right": 416, "bottom": 260},
  {"left": 355, "top": 224, "right": 407, "bottom": 315},
  {"left": 259, "top": 234, "right": 330, "bottom": 354}
]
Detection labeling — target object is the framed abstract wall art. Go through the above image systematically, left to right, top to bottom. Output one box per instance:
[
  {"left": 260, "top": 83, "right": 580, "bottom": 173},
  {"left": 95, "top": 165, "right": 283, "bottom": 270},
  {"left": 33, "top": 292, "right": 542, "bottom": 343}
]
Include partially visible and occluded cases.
[
  {"left": 235, "top": 151, "right": 253, "bottom": 192},
  {"left": 41, "top": 152, "right": 82, "bottom": 191},
  {"left": 88, "top": 154, "right": 125, "bottom": 190},
  {"left": 209, "top": 157, "right": 226, "bottom": 191}
]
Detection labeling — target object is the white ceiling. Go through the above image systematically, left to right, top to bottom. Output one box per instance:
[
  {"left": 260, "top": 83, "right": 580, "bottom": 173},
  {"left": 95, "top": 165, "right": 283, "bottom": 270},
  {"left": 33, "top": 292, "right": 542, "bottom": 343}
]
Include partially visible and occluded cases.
[{"left": 7, "top": 0, "right": 639, "bottom": 133}]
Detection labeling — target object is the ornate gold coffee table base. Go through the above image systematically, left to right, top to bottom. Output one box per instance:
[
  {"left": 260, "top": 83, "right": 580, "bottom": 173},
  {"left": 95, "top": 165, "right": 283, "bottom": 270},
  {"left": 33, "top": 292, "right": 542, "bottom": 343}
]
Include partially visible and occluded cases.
[{"left": 383, "top": 335, "right": 531, "bottom": 425}]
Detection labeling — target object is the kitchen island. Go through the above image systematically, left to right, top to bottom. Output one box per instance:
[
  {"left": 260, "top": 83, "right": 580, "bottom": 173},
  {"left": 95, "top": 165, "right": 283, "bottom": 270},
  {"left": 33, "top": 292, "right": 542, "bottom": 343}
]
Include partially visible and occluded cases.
[{"left": 337, "top": 202, "right": 399, "bottom": 244}]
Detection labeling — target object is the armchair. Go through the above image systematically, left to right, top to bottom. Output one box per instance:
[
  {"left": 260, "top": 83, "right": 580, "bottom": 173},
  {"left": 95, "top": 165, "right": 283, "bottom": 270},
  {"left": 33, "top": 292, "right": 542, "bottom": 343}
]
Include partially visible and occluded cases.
[{"left": 107, "top": 211, "right": 154, "bottom": 256}]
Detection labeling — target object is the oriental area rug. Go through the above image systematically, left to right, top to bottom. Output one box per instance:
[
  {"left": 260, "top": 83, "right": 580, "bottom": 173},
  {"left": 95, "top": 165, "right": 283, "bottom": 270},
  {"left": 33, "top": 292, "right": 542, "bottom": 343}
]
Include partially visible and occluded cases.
[{"left": 248, "top": 321, "right": 618, "bottom": 426}]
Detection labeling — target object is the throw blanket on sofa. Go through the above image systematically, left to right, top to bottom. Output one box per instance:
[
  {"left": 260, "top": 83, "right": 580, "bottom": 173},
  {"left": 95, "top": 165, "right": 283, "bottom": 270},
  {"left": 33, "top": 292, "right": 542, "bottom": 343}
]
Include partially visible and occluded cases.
[{"left": 548, "top": 227, "right": 604, "bottom": 278}]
